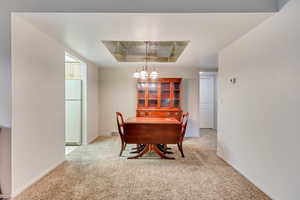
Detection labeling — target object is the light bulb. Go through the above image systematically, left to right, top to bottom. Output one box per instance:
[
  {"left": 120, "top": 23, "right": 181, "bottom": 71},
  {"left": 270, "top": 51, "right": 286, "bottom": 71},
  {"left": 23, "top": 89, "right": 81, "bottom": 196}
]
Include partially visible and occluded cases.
[
  {"left": 140, "top": 70, "right": 148, "bottom": 77},
  {"left": 133, "top": 71, "right": 140, "bottom": 78},
  {"left": 150, "top": 71, "right": 158, "bottom": 79},
  {"left": 140, "top": 74, "right": 147, "bottom": 80}
]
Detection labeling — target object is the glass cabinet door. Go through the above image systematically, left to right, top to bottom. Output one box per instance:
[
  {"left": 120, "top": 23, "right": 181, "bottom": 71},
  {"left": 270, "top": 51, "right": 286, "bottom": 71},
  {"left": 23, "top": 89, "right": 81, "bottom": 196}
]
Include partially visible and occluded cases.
[
  {"left": 137, "top": 82, "right": 146, "bottom": 107},
  {"left": 148, "top": 82, "right": 158, "bottom": 107},
  {"left": 160, "top": 82, "right": 171, "bottom": 107},
  {"left": 173, "top": 82, "right": 180, "bottom": 107}
]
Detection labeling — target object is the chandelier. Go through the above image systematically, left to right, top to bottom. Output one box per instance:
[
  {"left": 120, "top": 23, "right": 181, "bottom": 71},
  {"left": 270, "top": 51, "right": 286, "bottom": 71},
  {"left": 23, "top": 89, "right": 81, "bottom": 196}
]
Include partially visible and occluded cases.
[{"left": 133, "top": 41, "right": 159, "bottom": 80}]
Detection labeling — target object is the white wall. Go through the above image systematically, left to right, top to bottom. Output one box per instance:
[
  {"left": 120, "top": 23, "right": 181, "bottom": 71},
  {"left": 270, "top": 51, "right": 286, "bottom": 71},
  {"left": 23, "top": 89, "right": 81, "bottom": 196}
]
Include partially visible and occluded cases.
[
  {"left": 218, "top": 0, "right": 300, "bottom": 199},
  {"left": 278, "top": 0, "right": 290, "bottom": 9},
  {"left": 0, "top": 12, "right": 11, "bottom": 128},
  {"left": 10, "top": 16, "right": 100, "bottom": 197},
  {"left": 11, "top": 16, "right": 66, "bottom": 197},
  {"left": 86, "top": 64, "right": 99, "bottom": 143},
  {"left": 98, "top": 67, "right": 201, "bottom": 137},
  {"left": 214, "top": 75, "right": 218, "bottom": 130},
  {"left": 0, "top": 127, "right": 11, "bottom": 195}
]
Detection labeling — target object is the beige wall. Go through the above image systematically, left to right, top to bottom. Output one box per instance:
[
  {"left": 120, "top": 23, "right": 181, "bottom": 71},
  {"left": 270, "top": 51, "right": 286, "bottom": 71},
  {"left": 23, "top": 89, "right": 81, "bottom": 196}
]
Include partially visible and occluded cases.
[
  {"left": 218, "top": 0, "right": 300, "bottom": 199},
  {"left": 10, "top": 15, "right": 100, "bottom": 197},
  {"left": 11, "top": 16, "right": 65, "bottom": 196},
  {"left": 86, "top": 64, "right": 99, "bottom": 143},
  {"left": 98, "top": 66, "right": 201, "bottom": 137},
  {"left": 0, "top": 127, "right": 11, "bottom": 195}
]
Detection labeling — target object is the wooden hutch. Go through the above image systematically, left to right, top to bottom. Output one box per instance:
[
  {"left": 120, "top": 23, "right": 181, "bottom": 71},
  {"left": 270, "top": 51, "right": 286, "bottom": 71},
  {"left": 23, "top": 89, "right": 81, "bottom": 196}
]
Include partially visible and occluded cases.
[{"left": 136, "top": 78, "right": 182, "bottom": 120}]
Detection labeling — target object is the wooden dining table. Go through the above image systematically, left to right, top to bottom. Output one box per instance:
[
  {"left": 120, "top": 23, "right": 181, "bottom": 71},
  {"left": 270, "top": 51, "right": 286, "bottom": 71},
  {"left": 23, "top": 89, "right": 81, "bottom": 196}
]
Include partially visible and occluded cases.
[{"left": 123, "top": 117, "right": 181, "bottom": 159}]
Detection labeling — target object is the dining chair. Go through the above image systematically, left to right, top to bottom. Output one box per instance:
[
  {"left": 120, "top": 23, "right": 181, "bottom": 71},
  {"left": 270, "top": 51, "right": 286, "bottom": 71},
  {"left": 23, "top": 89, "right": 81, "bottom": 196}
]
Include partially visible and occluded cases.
[
  {"left": 116, "top": 112, "right": 127, "bottom": 156},
  {"left": 161, "top": 112, "right": 189, "bottom": 155},
  {"left": 178, "top": 112, "right": 189, "bottom": 157},
  {"left": 180, "top": 112, "right": 189, "bottom": 123}
]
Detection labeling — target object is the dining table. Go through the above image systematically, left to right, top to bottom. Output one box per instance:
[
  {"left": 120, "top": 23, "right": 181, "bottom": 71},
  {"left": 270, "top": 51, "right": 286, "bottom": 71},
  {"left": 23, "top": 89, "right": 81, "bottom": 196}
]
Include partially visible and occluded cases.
[{"left": 123, "top": 117, "right": 181, "bottom": 159}]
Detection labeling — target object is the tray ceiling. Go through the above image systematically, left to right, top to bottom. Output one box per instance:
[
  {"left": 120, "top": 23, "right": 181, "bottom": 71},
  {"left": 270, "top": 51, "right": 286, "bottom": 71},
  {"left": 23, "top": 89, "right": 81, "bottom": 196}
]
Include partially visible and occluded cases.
[{"left": 102, "top": 41, "right": 189, "bottom": 62}]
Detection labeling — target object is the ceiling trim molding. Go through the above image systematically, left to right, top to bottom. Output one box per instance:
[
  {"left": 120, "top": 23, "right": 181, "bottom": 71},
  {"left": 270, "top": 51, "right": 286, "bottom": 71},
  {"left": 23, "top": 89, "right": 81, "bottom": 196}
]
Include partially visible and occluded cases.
[{"left": 7, "top": 0, "right": 279, "bottom": 13}]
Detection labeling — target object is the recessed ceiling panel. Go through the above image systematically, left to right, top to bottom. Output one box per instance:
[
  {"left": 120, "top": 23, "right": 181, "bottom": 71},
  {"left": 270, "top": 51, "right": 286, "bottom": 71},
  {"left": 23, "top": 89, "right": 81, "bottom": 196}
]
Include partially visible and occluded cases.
[{"left": 102, "top": 41, "right": 189, "bottom": 62}]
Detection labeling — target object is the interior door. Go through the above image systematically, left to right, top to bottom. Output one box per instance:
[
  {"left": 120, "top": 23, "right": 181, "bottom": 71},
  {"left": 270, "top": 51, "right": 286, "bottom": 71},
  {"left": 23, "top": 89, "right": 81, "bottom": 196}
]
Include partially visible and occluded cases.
[{"left": 200, "top": 76, "right": 214, "bottom": 128}]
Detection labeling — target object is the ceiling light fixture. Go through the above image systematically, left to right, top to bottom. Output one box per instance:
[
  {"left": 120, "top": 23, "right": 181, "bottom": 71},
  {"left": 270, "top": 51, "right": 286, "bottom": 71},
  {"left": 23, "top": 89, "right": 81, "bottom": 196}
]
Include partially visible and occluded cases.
[{"left": 133, "top": 41, "right": 159, "bottom": 80}]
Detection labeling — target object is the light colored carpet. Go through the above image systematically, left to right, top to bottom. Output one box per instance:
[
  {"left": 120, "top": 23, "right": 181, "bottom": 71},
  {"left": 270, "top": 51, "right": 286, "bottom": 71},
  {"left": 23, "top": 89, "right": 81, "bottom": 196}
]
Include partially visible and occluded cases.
[
  {"left": 14, "top": 131, "right": 270, "bottom": 200},
  {"left": 65, "top": 146, "right": 79, "bottom": 155}
]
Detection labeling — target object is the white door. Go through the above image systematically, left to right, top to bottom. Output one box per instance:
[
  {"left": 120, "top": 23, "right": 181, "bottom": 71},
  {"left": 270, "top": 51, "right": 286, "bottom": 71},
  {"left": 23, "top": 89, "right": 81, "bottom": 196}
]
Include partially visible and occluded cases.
[{"left": 200, "top": 76, "right": 214, "bottom": 128}]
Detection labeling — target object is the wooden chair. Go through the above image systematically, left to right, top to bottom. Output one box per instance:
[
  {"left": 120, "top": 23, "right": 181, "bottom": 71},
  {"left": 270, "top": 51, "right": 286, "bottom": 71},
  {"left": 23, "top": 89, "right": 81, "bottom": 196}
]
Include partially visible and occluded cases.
[
  {"left": 116, "top": 112, "right": 127, "bottom": 156},
  {"left": 161, "top": 112, "right": 189, "bottom": 155},
  {"left": 178, "top": 112, "right": 189, "bottom": 157},
  {"left": 180, "top": 112, "right": 189, "bottom": 124}
]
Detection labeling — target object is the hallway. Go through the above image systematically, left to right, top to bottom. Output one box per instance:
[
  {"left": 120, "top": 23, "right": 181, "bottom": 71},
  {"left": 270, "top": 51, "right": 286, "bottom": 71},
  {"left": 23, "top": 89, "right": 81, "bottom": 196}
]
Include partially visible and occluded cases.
[{"left": 14, "top": 131, "right": 270, "bottom": 200}]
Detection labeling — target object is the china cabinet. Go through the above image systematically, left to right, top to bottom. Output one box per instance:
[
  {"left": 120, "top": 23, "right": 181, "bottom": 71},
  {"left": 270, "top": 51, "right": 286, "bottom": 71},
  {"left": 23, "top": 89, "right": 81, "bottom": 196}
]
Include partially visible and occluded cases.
[{"left": 136, "top": 78, "right": 182, "bottom": 120}]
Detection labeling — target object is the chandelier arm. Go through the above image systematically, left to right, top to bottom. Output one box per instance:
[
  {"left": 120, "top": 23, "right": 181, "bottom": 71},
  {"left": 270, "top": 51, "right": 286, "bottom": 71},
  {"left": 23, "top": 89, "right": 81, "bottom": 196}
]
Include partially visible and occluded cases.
[{"left": 146, "top": 41, "right": 148, "bottom": 71}]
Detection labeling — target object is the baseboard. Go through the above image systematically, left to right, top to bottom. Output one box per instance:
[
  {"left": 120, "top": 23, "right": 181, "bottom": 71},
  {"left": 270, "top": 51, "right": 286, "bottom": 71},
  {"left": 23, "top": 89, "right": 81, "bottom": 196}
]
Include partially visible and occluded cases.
[
  {"left": 186, "top": 129, "right": 200, "bottom": 137},
  {"left": 99, "top": 130, "right": 113, "bottom": 137},
  {"left": 87, "top": 135, "right": 100, "bottom": 144},
  {"left": 216, "top": 151, "right": 275, "bottom": 200},
  {"left": 11, "top": 159, "right": 66, "bottom": 198},
  {"left": 0, "top": 193, "right": 10, "bottom": 199}
]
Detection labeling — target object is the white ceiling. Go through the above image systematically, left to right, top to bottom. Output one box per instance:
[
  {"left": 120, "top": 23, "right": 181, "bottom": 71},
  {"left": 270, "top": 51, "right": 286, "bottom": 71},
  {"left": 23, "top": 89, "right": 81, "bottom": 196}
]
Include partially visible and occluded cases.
[
  {"left": 18, "top": 13, "right": 273, "bottom": 69},
  {"left": 65, "top": 53, "right": 79, "bottom": 62}
]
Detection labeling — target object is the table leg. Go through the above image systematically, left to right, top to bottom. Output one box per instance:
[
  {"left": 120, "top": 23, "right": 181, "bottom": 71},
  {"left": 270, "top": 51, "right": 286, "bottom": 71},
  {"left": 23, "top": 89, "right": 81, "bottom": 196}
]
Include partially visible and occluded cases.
[
  {"left": 128, "top": 144, "right": 149, "bottom": 159},
  {"left": 128, "top": 144, "right": 175, "bottom": 159},
  {"left": 130, "top": 144, "right": 146, "bottom": 154},
  {"left": 131, "top": 144, "right": 139, "bottom": 150},
  {"left": 157, "top": 144, "right": 173, "bottom": 154},
  {"left": 152, "top": 145, "right": 175, "bottom": 160}
]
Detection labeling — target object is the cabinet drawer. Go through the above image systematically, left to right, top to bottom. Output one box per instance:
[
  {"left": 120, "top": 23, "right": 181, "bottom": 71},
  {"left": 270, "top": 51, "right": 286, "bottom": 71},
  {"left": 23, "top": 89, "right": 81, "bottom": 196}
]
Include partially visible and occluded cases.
[
  {"left": 137, "top": 110, "right": 182, "bottom": 120},
  {"left": 137, "top": 111, "right": 147, "bottom": 117},
  {"left": 169, "top": 112, "right": 182, "bottom": 120}
]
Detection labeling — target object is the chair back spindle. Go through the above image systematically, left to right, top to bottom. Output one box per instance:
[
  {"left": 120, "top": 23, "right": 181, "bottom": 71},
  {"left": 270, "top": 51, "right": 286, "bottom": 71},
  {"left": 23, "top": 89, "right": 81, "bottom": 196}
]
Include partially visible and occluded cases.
[
  {"left": 116, "top": 112, "right": 125, "bottom": 137},
  {"left": 116, "top": 112, "right": 127, "bottom": 156},
  {"left": 177, "top": 112, "right": 189, "bottom": 157},
  {"left": 180, "top": 112, "right": 189, "bottom": 140}
]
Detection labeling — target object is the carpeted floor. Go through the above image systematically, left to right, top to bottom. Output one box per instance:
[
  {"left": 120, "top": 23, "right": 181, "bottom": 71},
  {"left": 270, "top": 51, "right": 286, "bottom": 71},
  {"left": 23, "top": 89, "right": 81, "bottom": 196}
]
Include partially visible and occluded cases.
[{"left": 14, "top": 131, "right": 270, "bottom": 200}]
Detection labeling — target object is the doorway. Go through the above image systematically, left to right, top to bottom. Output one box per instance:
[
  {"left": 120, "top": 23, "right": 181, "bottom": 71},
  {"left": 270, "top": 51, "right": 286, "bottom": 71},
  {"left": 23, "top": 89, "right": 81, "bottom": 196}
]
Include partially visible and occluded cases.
[
  {"left": 65, "top": 53, "right": 87, "bottom": 154},
  {"left": 199, "top": 72, "right": 217, "bottom": 130}
]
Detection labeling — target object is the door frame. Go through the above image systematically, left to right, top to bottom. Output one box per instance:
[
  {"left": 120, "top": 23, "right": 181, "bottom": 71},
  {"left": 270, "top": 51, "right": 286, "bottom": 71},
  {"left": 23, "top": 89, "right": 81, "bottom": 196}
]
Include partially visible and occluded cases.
[
  {"left": 65, "top": 52, "right": 87, "bottom": 146},
  {"left": 199, "top": 72, "right": 217, "bottom": 129}
]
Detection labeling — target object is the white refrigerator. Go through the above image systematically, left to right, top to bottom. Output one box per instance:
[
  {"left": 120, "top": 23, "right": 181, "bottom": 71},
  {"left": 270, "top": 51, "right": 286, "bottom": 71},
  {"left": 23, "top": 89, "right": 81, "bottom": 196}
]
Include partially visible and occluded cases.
[{"left": 65, "top": 80, "right": 82, "bottom": 145}]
